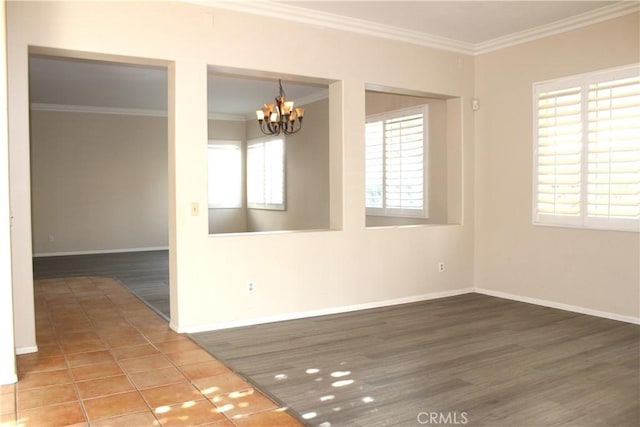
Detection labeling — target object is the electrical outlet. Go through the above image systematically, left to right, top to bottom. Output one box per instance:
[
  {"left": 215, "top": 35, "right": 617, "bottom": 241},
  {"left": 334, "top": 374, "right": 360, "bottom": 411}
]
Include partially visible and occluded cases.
[
  {"left": 48, "top": 235, "right": 54, "bottom": 243},
  {"left": 438, "top": 262, "right": 445, "bottom": 273},
  {"left": 248, "top": 282, "right": 254, "bottom": 292}
]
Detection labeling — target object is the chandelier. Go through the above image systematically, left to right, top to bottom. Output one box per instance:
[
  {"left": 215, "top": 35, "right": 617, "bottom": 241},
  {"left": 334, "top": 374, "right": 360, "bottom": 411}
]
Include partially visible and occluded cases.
[{"left": 255, "top": 80, "right": 304, "bottom": 136}]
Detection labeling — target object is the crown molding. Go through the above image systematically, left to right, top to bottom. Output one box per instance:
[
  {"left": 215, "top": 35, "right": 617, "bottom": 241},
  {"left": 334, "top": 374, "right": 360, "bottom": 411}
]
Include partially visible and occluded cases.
[
  {"left": 191, "top": 0, "right": 475, "bottom": 55},
  {"left": 193, "top": 0, "right": 638, "bottom": 56},
  {"left": 475, "top": 1, "right": 640, "bottom": 55},
  {"left": 31, "top": 103, "right": 167, "bottom": 117},
  {"left": 208, "top": 112, "right": 247, "bottom": 121}
]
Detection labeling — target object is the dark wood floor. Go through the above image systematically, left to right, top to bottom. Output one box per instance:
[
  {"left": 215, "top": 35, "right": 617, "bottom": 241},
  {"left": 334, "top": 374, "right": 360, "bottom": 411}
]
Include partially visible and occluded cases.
[
  {"left": 33, "top": 250, "right": 170, "bottom": 318},
  {"left": 33, "top": 252, "right": 640, "bottom": 426},
  {"left": 192, "top": 293, "right": 640, "bottom": 427}
]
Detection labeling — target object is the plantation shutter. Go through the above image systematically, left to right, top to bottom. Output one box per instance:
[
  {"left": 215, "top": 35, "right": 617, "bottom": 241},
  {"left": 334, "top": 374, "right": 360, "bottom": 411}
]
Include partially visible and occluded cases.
[
  {"left": 533, "top": 64, "right": 640, "bottom": 231},
  {"left": 586, "top": 73, "right": 640, "bottom": 227},
  {"left": 535, "top": 83, "right": 582, "bottom": 224},
  {"left": 365, "top": 105, "right": 427, "bottom": 218},
  {"left": 384, "top": 112, "right": 424, "bottom": 210},
  {"left": 365, "top": 121, "right": 384, "bottom": 208},
  {"left": 247, "top": 137, "right": 285, "bottom": 210},
  {"left": 208, "top": 141, "right": 242, "bottom": 208}
]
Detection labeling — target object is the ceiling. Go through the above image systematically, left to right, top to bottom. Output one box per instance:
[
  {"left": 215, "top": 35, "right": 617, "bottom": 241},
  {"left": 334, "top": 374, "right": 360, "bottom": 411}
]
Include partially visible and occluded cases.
[
  {"left": 29, "top": 1, "right": 632, "bottom": 114},
  {"left": 275, "top": 1, "right": 618, "bottom": 44}
]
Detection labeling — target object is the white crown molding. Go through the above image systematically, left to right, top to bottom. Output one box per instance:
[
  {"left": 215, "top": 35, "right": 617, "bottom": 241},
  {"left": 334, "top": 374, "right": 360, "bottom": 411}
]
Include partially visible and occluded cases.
[
  {"left": 191, "top": 0, "right": 475, "bottom": 55},
  {"left": 193, "top": 0, "right": 638, "bottom": 56},
  {"left": 475, "top": 1, "right": 640, "bottom": 55},
  {"left": 296, "top": 88, "right": 329, "bottom": 107},
  {"left": 31, "top": 103, "right": 167, "bottom": 117},
  {"left": 208, "top": 112, "right": 246, "bottom": 121}
]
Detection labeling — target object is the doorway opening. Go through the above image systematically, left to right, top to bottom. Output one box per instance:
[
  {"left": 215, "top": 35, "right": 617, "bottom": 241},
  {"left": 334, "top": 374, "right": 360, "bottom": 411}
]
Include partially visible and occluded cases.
[{"left": 29, "top": 52, "right": 171, "bottom": 319}]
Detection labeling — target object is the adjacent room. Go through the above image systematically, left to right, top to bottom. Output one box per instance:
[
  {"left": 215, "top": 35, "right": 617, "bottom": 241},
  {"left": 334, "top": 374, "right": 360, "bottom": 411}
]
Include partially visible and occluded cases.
[{"left": 1, "top": 1, "right": 638, "bottom": 426}]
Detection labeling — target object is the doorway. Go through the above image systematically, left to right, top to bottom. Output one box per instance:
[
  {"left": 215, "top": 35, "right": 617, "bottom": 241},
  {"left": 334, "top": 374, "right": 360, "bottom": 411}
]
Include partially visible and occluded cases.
[{"left": 28, "top": 53, "right": 171, "bottom": 319}]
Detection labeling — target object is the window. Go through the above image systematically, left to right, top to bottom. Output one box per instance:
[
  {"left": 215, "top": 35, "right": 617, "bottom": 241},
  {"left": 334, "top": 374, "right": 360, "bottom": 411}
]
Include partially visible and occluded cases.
[
  {"left": 533, "top": 64, "right": 640, "bottom": 232},
  {"left": 365, "top": 105, "right": 428, "bottom": 218},
  {"left": 247, "top": 137, "right": 285, "bottom": 210},
  {"left": 208, "top": 140, "right": 242, "bottom": 208}
]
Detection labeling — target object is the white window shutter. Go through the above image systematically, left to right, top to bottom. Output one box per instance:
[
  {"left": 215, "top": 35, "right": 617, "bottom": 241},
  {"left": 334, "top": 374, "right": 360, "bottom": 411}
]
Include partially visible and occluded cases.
[
  {"left": 533, "top": 64, "right": 640, "bottom": 232},
  {"left": 586, "top": 74, "right": 640, "bottom": 227}
]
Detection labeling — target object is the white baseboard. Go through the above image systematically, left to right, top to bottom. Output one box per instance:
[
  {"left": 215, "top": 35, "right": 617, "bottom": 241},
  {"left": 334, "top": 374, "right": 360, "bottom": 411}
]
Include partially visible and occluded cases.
[
  {"left": 33, "top": 246, "right": 169, "bottom": 258},
  {"left": 177, "top": 287, "right": 475, "bottom": 334},
  {"left": 475, "top": 288, "right": 640, "bottom": 325},
  {"left": 16, "top": 345, "right": 38, "bottom": 355},
  {"left": 0, "top": 373, "right": 17, "bottom": 385}
]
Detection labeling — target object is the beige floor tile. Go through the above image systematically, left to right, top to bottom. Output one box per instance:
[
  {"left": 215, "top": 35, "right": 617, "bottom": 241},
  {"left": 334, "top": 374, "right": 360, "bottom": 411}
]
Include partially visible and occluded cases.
[
  {"left": 101, "top": 333, "right": 149, "bottom": 348},
  {"left": 154, "top": 338, "right": 202, "bottom": 354},
  {"left": 60, "top": 339, "right": 108, "bottom": 355},
  {"left": 110, "top": 343, "right": 159, "bottom": 361},
  {"left": 165, "top": 349, "right": 214, "bottom": 366},
  {"left": 65, "top": 350, "right": 114, "bottom": 368},
  {"left": 119, "top": 354, "right": 172, "bottom": 374},
  {"left": 16, "top": 355, "right": 67, "bottom": 373},
  {"left": 179, "top": 360, "right": 230, "bottom": 381},
  {"left": 70, "top": 361, "right": 123, "bottom": 382},
  {"left": 128, "top": 366, "right": 187, "bottom": 390},
  {"left": 16, "top": 369, "right": 73, "bottom": 391},
  {"left": 193, "top": 373, "right": 252, "bottom": 399},
  {"left": 75, "top": 375, "right": 135, "bottom": 400},
  {"left": 140, "top": 381, "right": 204, "bottom": 409},
  {"left": 17, "top": 383, "right": 77, "bottom": 412},
  {"left": 211, "top": 388, "right": 277, "bottom": 419},
  {"left": 0, "top": 391, "right": 15, "bottom": 415},
  {"left": 82, "top": 391, "right": 148, "bottom": 421},
  {"left": 154, "top": 399, "right": 226, "bottom": 427},
  {"left": 16, "top": 401, "right": 86, "bottom": 427},
  {"left": 231, "top": 408, "right": 303, "bottom": 426},
  {"left": 89, "top": 411, "right": 161, "bottom": 427}
]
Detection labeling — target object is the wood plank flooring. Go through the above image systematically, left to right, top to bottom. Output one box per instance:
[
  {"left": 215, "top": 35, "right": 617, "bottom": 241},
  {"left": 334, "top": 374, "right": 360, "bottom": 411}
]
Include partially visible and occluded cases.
[
  {"left": 33, "top": 250, "right": 170, "bottom": 318},
  {"left": 33, "top": 253, "right": 640, "bottom": 426},
  {"left": 192, "top": 293, "right": 640, "bottom": 427}
]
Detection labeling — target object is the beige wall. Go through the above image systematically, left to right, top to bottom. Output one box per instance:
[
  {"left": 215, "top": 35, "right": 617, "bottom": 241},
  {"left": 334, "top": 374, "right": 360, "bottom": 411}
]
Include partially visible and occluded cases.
[
  {"left": 7, "top": 1, "right": 476, "bottom": 345},
  {"left": 474, "top": 13, "right": 640, "bottom": 319},
  {"left": 365, "top": 92, "right": 449, "bottom": 226},
  {"left": 246, "top": 98, "right": 330, "bottom": 232},
  {"left": 30, "top": 110, "right": 168, "bottom": 255}
]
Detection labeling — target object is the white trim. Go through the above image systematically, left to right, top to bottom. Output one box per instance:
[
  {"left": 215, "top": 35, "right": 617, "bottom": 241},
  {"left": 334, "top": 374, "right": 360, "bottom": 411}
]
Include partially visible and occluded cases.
[
  {"left": 196, "top": 0, "right": 474, "bottom": 55},
  {"left": 192, "top": 1, "right": 638, "bottom": 56},
  {"left": 476, "top": 2, "right": 640, "bottom": 54},
  {"left": 30, "top": 103, "right": 167, "bottom": 117},
  {"left": 208, "top": 112, "right": 246, "bottom": 121},
  {"left": 33, "top": 246, "right": 169, "bottom": 258},
  {"left": 177, "top": 287, "right": 475, "bottom": 333},
  {"left": 475, "top": 288, "right": 640, "bottom": 325},
  {"left": 16, "top": 346, "right": 38, "bottom": 355},
  {"left": 0, "top": 373, "right": 17, "bottom": 385}
]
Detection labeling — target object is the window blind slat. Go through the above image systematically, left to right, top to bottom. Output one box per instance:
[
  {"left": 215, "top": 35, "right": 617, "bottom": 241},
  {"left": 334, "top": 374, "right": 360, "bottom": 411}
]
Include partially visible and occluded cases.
[{"left": 535, "top": 65, "right": 640, "bottom": 230}]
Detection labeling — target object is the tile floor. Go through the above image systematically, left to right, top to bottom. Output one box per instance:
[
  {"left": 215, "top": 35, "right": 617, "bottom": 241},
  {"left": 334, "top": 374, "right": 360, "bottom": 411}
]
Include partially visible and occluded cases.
[{"left": 0, "top": 277, "right": 302, "bottom": 427}]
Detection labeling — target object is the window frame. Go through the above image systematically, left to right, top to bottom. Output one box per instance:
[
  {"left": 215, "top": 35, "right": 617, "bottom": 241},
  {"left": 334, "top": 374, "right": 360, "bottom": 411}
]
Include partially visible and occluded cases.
[
  {"left": 532, "top": 64, "right": 640, "bottom": 232},
  {"left": 365, "top": 104, "right": 429, "bottom": 219},
  {"left": 246, "top": 136, "right": 286, "bottom": 211},
  {"left": 207, "top": 139, "right": 243, "bottom": 209}
]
